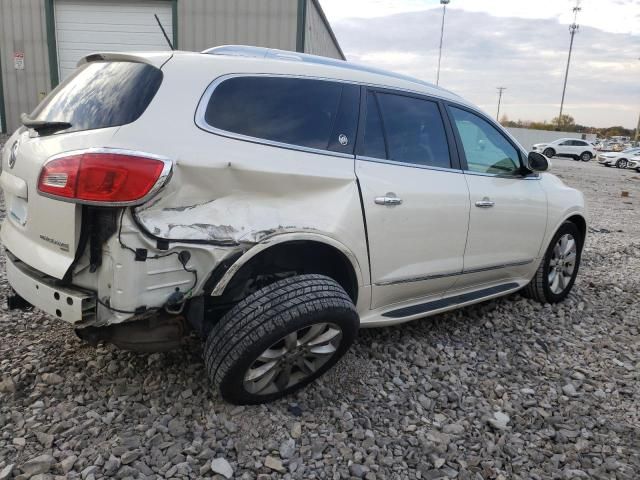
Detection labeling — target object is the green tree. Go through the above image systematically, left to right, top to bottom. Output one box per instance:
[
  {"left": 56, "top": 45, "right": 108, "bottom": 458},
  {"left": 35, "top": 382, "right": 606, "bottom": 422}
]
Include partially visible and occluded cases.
[{"left": 551, "top": 114, "right": 576, "bottom": 131}]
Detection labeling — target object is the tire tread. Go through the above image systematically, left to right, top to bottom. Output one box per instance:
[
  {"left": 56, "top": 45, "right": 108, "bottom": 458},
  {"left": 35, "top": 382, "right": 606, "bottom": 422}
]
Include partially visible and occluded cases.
[{"left": 204, "top": 274, "right": 357, "bottom": 403}]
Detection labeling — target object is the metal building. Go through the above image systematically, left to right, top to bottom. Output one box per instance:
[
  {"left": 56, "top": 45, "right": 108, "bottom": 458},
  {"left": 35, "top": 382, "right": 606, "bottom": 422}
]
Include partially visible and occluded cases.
[{"left": 0, "top": 0, "right": 344, "bottom": 133}]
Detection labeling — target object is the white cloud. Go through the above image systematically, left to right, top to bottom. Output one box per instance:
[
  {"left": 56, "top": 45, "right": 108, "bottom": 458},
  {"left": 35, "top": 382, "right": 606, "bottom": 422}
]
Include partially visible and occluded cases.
[
  {"left": 320, "top": 0, "right": 640, "bottom": 35},
  {"left": 321, "top": 5, "right": 640, "bottom": 127}
]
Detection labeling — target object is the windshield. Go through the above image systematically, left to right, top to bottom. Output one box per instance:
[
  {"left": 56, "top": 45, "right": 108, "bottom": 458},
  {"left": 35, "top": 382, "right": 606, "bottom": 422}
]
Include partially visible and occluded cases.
[{"left": 31, "top": 62, "right": 162, "bottom": 134}]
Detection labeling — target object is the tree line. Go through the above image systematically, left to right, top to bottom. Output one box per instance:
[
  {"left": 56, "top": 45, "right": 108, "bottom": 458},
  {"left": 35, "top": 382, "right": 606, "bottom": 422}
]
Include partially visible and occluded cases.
[{"left": 499, "top": 114, "right": 636, "bottom": 138}]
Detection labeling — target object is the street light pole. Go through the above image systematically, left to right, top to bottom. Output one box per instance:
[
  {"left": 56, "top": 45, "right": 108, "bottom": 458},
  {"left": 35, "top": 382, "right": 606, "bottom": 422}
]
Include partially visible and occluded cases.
[
  {"left": 436, "top": 0, "right": 450, "bottom": 86},
  {"left": 558, "top": 1, "right": 581, "bottom": 130},
  {"left": 496, "top": 87, "right": 506, "bottom": 121}
]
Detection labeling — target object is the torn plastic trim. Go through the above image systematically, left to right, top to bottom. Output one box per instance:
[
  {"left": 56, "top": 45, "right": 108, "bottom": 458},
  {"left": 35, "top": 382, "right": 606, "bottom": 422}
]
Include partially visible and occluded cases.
[
  {"left": 131, "top": 207, "right": 241, "bottom": 247},
  {"left": 209, "top": 232, "right": 364, "bottom": 297}
]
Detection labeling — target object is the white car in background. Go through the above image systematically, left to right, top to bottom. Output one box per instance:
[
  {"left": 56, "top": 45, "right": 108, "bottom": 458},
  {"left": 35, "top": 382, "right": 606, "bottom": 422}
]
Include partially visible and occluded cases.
[
  {"left": 531, "top": 138, "right": 595, "bottom": 162},
  {"left": 598, "top": 147, "right": 640, "bottom": 169},
  {"left": 627, "top": 154, "right": 640, "bottom": 173}
]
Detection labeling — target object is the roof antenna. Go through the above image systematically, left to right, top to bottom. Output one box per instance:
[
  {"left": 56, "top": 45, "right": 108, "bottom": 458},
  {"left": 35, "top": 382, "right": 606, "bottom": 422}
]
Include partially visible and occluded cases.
[{"left": 154, "top": 14, "right": 175, "bottom": 50}]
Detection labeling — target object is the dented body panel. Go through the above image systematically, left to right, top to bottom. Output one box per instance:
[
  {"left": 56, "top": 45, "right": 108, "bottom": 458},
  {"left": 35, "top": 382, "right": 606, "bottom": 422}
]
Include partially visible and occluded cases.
[{"left": 1, "top": 49, "right": 587, "bottom": 332}]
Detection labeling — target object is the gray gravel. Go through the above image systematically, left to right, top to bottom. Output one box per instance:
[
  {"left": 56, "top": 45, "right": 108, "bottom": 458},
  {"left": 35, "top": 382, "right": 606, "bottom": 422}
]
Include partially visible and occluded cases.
[{"left": 1, "top": 135, "right": 639, "bottom": 479}]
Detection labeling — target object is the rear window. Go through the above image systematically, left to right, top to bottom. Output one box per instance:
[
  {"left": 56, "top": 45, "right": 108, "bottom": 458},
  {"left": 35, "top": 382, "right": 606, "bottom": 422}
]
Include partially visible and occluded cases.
[
  {"left": 30, "top": 61, "right": 162, "bottom": 133},
  {"left": 203, "top": 76, "right": 359, "bottom": 153}
]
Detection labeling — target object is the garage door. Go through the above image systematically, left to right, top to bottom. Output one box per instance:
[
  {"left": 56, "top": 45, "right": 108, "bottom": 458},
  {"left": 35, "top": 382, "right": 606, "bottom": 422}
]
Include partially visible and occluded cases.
[{"left": 54, "top": 0, "right": 173, "bottom": 80}]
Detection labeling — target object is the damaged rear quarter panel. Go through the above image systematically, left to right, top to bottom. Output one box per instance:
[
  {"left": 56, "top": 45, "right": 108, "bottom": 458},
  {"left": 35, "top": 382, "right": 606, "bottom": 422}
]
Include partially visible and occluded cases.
[{"left": 110, "top": 55, "right": 370, "bottom": 289}]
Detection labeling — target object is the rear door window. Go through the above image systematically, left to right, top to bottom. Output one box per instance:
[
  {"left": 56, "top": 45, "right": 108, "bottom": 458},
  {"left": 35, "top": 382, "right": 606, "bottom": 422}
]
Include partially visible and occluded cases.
[
  {"left": 31, "top": 62, "right": 163, "bottom": 133},
  {"left": 204, "top": 76, "right": 359, "bottom": 153},
  {"left": 362, "top": 91, "right": 387, "bottom": 159},
  {"left": 374, "top": 92, "right": 452, "bottom": 168}
]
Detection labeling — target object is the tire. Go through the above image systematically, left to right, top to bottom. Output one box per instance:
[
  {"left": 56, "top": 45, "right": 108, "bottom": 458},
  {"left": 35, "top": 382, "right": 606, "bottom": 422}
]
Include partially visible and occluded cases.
[
  {"left": 542, "top": 148, "right": 555, "bottom": 158},
  {"left": 580, "top": 152, "right": 592, "bottom": 162},
  {"left": 615, "top": 158, "right": 628, "bottom": 169},
  {"left": 636, "top": 167, "right": 640, "bottom": 173},
  {"left": 522, "top": 221, "right": 583, "bottom": 304},
  {"left": 204, "top": 274, "right": 359, "bottom": 404}
]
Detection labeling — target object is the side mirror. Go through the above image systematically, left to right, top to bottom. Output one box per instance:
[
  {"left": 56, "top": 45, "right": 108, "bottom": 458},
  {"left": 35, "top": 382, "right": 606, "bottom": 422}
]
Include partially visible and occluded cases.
[{"left": 527, "top": 151, "right": 549, "bottom": 172}]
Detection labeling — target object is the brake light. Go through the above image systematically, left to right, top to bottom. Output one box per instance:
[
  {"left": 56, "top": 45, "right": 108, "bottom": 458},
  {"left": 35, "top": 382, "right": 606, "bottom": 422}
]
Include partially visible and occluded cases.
[{"left": 38, "top": 151, "right": 170, "bottom": 204}]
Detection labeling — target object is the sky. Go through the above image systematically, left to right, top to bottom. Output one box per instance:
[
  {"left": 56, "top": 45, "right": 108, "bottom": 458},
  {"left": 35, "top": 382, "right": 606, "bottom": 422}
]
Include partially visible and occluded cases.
[{"left": 319, "top": 0, "right": 640, "bottom": 128}]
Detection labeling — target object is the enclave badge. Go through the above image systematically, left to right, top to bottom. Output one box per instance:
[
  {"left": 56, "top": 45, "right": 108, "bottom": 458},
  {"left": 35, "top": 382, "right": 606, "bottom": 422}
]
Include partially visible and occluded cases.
[{"left": 9, "top": 140, "right": 19, "bottom": 168}]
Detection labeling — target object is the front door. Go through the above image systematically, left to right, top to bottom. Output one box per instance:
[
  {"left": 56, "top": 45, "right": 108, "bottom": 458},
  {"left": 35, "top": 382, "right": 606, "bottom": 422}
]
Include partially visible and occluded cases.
[
  {"left": 356, "top": 90, "right": 470, "bottom": 309},
  {"left": 446, "top": 105, "right": 547, "bottom": 288}
]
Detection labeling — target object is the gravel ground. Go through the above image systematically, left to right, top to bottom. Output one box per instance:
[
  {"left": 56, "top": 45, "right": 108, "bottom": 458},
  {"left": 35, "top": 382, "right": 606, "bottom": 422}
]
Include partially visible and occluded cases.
[{"left": 1, "top": 136, "right": 639, "bottom": 479}]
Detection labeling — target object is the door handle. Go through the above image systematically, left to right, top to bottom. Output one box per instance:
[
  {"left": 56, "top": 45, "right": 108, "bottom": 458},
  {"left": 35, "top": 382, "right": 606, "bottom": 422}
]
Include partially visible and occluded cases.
[
  {"left": 375, "top": 194, "right": 403, "bottom": 206},
  {"left": 475, "top": 198, "right": 495, "bottom": 208}
]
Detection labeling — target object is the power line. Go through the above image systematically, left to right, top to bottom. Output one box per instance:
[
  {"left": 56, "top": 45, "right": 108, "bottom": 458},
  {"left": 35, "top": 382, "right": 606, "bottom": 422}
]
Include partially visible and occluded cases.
[
  {"left": 436, "top": 0, "right": 450, "bottom": 86},
  {"left": 558, "top": 0, "right": 581, "bottom": 130},
  {"left": 496, "top": 87, "right": 506, "bottom": 121}
]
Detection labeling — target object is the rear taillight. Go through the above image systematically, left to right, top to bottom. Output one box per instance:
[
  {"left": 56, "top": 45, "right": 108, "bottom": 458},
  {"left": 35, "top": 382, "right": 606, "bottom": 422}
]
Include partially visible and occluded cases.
[{"left": 38, "top": 150, "right": 171, "bottom": 205}]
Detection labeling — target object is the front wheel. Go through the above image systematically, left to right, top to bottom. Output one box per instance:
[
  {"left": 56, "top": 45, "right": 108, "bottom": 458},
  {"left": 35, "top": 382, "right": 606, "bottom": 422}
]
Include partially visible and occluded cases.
[
  {"left": 543, "top": 148, "right": 555, "bottom": 158},
  {"left": 580, "top": 152, "right": 592, "bottom": 162},
  {"left": 616, "top": 158, "right": 628, "bottom": 169},
  {"left": 522, "top": 222, "right": 582, "bottom": 304},
  {"left": 204, "top": 274, "right": 359, "bottom": 404}
]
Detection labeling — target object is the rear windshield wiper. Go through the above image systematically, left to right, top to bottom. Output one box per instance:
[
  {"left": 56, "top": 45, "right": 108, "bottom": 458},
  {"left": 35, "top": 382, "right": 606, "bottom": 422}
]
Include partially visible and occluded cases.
[{"left": 20, "top": 113, "right": 72, "bottom": 135}]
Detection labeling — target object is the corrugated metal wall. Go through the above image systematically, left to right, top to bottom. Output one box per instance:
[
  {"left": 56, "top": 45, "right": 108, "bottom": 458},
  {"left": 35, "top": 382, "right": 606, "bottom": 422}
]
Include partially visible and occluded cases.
[
  {"left": 0, "top": 0, "right": 52, "bottom": 133},
  {"left": 0, "top": 0, "right": 344, "bottom": 134},
  {"left": 177, "top": 0, "right": 298, "bottom": 52},
  {"left": 304, "top": 0, "right": 343, "bottom": 60}
]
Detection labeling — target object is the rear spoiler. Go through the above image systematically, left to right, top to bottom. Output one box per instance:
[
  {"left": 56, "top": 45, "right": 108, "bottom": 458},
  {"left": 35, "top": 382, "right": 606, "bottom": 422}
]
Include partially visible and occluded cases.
[{"left": 77, "top": 51, "right": 173, "bottom": 69}]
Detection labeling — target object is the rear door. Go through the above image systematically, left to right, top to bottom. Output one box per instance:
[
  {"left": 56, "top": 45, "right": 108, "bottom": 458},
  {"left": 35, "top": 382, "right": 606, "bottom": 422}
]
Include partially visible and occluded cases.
[
  {"left": 0, "top": 60, "right": 163, "bottom": 279},
  {"left": 356, "top": 89, "right": 470, "bottom": 309},
  {"left": 445, "top": 104, "right": 547, "bottom": 289}
]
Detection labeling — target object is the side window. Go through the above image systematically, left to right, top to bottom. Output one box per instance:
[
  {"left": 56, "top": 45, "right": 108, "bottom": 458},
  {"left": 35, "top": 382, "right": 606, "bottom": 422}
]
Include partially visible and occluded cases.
[
  {"left": 204, "top": 76, "right": 357, "bottom": 152},
  {"left": 362, "top": 92, "right": 387, "bottom": 159},
  {"left": 376, "top": 93, "right": 452, "bottom": 168},
  {"left": 448, "top": 106, "right": 521, "bottom": 175},
  {"left": 560, "top": 140, "right": 573, "bottom": 146},
  {"left": 575, "top": 140, "right": 587, "bottom": 146}
]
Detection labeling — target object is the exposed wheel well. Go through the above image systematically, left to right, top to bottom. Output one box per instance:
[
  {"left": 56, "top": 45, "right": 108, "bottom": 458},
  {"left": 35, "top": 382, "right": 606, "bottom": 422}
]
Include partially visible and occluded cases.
[
  {"left": 566, "top": 214, "right": 587, "bottom": 242},
  {"left": 217, "top": 241, "right": 359, "bottom": 303}
]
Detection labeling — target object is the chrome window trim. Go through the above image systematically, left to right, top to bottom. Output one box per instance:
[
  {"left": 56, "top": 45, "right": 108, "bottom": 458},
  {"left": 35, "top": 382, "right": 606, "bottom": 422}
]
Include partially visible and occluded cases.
[
  {"left": 195, "top": 73, "right": 359, "bottom": 160},
  {"left": 195, "top": 73, "right": 471, "bottom": 159},
  {"left": 38, "top": 148, "right": 173, "bottom": 207},
  {"left": 356, "top": 155, "right": 463, "bottom": 174},
  {"left": 463, "top": 170, "right": 541, "bottom": 180},
  {"left": 375, "top": 258, "right": 533, "bottom": 286}
]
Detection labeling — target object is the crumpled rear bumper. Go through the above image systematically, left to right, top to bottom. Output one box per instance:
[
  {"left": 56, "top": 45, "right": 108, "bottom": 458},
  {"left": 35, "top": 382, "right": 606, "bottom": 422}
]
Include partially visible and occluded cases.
[{"left": 5, "top": 252, "right": 96, "bottom": 325}]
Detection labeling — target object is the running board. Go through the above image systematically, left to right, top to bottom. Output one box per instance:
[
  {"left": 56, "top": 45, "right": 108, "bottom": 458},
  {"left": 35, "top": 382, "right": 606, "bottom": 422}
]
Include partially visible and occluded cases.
[{"left": 382, "top": 282, "right": 520, "bottom": 318}]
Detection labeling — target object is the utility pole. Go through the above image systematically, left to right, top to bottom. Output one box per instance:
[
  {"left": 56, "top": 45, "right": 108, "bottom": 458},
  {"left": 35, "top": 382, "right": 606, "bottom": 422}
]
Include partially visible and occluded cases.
[
  {"left": 436, "top": 0, "right": 450, "bottom": 86},
  {"left": 558, "top": 0, "right": 581, "bottom": 130},
  {"left": 496, "top": 87, "right": 506, "bottom": 122}
]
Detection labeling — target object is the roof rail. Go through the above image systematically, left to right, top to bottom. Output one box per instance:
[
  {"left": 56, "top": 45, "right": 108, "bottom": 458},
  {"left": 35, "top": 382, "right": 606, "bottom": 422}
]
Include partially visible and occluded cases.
[{"left": 202, "top": 45, "right": 453, "bottom": 95}]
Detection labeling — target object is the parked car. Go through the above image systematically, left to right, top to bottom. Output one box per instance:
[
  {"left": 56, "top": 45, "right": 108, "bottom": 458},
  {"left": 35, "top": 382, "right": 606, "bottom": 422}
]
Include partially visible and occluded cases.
[
  {"left": 0, "top": 46, "right": 587, "bottom": 404},
  {"left": 531, "top": 138, "right": 595, "bottom": 161},
  {"left": 598, "top": 148, "right": 640, "bottom": 168},
  {"left": 627, "top": 154, "right": 640, "bottom": 172}
]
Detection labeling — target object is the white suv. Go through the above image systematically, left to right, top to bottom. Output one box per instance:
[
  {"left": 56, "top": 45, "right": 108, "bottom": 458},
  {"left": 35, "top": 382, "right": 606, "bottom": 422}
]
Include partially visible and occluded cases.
[
  {"left": 0, "top": 47, "right": 586, "bottom": 404},
  {"left": 531, "top": 138, "right": 595, "bottom": 162}
]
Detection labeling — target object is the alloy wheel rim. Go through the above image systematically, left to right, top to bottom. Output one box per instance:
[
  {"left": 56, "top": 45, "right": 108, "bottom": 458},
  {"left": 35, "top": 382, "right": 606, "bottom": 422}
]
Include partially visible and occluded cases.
[
  {"left": 582, "top": 153, "right": 590, "bottom": 161},
  {"left": 548, "top": 233, "right": 577, "bottom": 294},
  {"left": 243, "top": 323, "right": 343, "bottom": 395}
]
